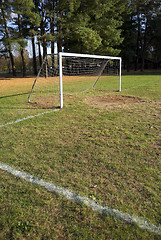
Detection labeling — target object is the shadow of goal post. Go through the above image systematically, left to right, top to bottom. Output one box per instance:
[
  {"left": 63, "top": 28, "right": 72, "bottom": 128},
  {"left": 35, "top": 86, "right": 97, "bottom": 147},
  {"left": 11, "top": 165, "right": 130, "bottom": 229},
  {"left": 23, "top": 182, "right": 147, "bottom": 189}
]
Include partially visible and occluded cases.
[{"left": 59, "top": 52, "right": 122, "bottom": 109}]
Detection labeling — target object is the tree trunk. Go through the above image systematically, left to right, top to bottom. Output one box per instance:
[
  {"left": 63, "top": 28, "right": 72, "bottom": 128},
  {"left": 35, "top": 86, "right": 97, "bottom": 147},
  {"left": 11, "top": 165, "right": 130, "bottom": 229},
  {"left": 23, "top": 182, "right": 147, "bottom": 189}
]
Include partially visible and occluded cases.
[
  {"left": 40, "top": 0, "right": 47, "bottom": 59},
  {"left": 50, "top": 0, "right": 56, "bottom": 69},
  {"left": 57, "top": 10, "right": 63, "bottom": 53},
  {"left": 135, "top": 10, "right": 141, "bottom": 71},
  {"left": 18, "top": 14, "right": 26, "bottom": 77},
  {"left": 51, "top": 15, "right": 55, "bottom": 67},
  {"left": 141, "top": 20, "right": 148, "bottom": 72},
  {"left": 32, "top": 36, "right": 37, "bottom": 75},
  {"left": 38, "top": 39, "right": 42, "bottom": 67},
  {"left": 43, "top": 40, "right": 47, "bottom": 59},
  {"left": 57, "top": 42, "right": 62, "bottom": 53},
  {"left": 21, "top": 49, "right": 26, "bottom": 77},
  {"left": 9, "top": 50, "right": 16, "bottom": 76}
]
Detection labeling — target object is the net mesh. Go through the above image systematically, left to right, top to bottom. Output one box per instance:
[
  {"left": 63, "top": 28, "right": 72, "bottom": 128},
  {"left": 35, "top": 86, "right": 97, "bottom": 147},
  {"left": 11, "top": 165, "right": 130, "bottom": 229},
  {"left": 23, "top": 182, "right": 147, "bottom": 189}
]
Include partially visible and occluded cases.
[
  {"left": 28, "top": 54, "right": 120, "bottom": 108},
  {"left": 28, "top": 55, "right": 60, "bottom": 108},
  {"left": 62, "top": 56, "right": 120, "bottom": 94}
]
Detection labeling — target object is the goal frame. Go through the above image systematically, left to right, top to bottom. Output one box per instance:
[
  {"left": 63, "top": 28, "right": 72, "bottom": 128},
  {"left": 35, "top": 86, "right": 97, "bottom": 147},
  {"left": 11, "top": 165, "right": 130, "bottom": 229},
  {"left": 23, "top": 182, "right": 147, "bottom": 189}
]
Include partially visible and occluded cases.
[{"left": 59, "top": 52, "right": 122, "bottom": 109}]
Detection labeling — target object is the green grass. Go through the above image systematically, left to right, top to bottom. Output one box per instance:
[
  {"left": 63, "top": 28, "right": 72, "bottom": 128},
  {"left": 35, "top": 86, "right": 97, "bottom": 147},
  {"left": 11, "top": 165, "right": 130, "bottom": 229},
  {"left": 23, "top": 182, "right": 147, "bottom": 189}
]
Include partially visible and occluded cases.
[{"left": 0, "top": 72, "right": 161, "bottom": 239}]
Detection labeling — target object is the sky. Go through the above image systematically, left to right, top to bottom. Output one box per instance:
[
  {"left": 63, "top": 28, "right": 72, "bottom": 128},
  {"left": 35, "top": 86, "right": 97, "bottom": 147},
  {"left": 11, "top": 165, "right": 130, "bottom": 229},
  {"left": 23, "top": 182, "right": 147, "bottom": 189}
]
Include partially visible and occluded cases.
[{"left": 26, "top": 38, "right": 58, "bottom": 58}]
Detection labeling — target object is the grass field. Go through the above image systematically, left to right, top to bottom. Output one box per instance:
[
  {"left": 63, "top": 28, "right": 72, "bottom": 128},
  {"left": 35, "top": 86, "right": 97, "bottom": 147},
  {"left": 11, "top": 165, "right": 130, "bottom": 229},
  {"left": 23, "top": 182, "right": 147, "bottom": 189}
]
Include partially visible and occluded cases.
[{"left": 0, "top": 72, "right": 161, "bottom": 239}]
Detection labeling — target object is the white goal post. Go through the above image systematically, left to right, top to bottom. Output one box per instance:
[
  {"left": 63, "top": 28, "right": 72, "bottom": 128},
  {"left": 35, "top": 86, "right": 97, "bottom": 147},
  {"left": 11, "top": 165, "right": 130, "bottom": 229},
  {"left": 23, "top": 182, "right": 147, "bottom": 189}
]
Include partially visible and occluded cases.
[
  {"left": 28, "top": 52, "right": 122, "bottom": 109},
  {"left": 59, "top": 52, "right": 122, "bottom": 108}
]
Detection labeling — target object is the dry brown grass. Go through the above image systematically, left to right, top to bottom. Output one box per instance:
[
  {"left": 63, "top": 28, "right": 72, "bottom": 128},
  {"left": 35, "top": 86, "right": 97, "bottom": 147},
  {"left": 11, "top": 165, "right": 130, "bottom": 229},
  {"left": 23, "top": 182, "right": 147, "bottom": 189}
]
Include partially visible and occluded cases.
[{"left": 0, "top": 77, "right": 35, "bottom": 95}]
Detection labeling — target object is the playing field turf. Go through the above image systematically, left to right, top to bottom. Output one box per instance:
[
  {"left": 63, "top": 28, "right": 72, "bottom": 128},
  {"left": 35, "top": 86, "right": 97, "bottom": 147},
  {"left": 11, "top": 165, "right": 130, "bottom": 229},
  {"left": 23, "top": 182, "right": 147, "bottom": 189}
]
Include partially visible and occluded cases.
[{"left": 0, "top": 72, "right": 161, "bottom": 239}]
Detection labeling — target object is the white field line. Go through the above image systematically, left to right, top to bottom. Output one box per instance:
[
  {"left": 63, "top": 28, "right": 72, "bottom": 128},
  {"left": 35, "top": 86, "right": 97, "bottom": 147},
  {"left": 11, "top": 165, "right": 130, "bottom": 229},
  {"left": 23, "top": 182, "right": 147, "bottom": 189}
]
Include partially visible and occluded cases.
[
  {"left": 0, "top": 109, "right": 59, "bottom": 128},
  {"left": 0, "top": 162, "right": 161, "bottom": 235}
]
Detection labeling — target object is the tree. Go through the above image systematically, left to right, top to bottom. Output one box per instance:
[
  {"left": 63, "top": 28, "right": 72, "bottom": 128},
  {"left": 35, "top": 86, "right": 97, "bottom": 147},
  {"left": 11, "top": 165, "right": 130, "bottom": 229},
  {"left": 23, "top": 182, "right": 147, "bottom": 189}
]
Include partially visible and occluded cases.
[
  {"left": 0, "top": 0, "right": 16, "bottom": 76},
  {"left": 12, "top": 0, "right": 37, "bottom": 77},
  {"left": 26, "top": 0, "right": 41, "bottom": 75},
  {"left": 63, "top": 0, "right": 126, "bottom": 55},
  {"left": 90, "top": 0, "right": 126, "bottom": 56},
  {"left": 120, "top": 0, "right": 161, "bottom": 71},
  {"left": 131, "top": 0, "right": 161, "bottom": 71},
  {"left": 120, "top": 1, "right": 138, "bottom": 71},
  {"left": 121, "top": 13, "right": 137, "bottom": 71},
  {"left": 149, "top": 14, "right": 161, "bottom": 67},
  {"left": 14, "top": 49, "right": 30, "bottom": 72}
]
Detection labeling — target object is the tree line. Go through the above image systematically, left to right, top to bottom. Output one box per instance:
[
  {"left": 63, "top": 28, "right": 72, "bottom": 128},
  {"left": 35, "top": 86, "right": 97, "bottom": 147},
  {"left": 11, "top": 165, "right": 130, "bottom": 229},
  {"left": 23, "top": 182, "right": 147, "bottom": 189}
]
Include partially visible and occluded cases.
[{"left": 0, "top": 0, "right": 161, "bottom": 76}]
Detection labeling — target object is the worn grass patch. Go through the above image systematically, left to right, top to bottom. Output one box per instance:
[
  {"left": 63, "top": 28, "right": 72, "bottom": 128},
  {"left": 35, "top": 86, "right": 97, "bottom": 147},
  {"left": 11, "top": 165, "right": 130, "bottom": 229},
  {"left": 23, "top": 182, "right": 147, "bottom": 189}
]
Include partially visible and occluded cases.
[{"left": 0, "top": 72, "right": 161, "bottom": 239}]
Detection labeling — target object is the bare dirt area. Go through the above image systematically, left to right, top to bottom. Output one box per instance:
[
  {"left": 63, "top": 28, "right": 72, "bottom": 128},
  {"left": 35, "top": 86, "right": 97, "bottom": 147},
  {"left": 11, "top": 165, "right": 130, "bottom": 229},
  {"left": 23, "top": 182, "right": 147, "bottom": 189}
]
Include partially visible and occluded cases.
[
  {"left": 29, "top": 95, "right": 76, "bottom": 109},
  {"left": 85, "top": 95, "right": 142, "bottom": 109},
  {"left": 30, "top": 96, "right": 60, "bottom": 109}
]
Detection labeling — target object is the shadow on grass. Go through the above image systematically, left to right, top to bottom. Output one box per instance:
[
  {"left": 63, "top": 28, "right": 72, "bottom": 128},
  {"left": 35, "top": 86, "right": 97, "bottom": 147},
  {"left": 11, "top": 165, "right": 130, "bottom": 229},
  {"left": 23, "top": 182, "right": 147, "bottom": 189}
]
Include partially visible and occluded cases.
[
  {"left": 122, "top": 71, "right": 161, "bottom": 76},
  {"left": 0, "top": 73, "right": 36, "bottom": 79},
  {"left": 0, "top": 92, "right": 30, "bottom": 99},
  {"left": 0, "top": 92, "right": 60, "bottom": 110},
  {"left": 0, "top": 104, "right": 60, "bottom": 110},
  {"left": 0, "top": 106, "right": 60, "bottom": 110}
]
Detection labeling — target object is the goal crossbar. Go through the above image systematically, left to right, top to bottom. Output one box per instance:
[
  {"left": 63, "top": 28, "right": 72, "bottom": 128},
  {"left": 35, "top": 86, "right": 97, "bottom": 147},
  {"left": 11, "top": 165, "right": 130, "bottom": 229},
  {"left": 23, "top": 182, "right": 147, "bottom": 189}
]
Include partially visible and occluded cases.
[{"left": 59, "top": 52, "right": 122, "bottom": 60}]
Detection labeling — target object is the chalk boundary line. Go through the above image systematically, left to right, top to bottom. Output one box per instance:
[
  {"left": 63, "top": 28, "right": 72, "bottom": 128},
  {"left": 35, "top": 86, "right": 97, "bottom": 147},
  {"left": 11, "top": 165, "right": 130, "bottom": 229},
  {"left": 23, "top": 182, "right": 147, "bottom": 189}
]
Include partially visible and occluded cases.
[
  {"left": 0, "top": 109, "right": 60, "bottom": 128},
  {"left": 0, "top": 162, "right": 161, "bottom": 235}
]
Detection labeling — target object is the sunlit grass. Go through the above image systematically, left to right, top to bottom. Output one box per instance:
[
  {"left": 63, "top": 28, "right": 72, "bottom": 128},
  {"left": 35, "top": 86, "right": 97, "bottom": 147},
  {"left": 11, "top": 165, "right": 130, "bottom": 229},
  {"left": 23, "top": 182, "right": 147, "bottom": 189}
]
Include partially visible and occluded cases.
[{"left": 0, "top": 72, "right": 161, "bottom": 239}]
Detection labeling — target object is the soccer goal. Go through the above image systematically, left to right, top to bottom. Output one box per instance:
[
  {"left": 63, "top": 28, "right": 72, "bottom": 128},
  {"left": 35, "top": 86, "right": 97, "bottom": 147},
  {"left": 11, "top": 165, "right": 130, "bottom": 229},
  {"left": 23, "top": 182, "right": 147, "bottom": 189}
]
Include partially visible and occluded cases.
[{"left": 28, "top": 52, "right": 122, "bottom": 108}]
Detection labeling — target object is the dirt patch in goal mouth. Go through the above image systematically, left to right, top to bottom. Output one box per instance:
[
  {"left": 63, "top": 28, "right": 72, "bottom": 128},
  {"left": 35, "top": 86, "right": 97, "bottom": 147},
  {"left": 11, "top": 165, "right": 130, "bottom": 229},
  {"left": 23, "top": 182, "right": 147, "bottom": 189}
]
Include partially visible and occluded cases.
[
  {"left": 28, "top": 95, "right": 74, "bottom": 109},
  {"left": 85, "top": 95, "right": 142, "bottom": 109}
]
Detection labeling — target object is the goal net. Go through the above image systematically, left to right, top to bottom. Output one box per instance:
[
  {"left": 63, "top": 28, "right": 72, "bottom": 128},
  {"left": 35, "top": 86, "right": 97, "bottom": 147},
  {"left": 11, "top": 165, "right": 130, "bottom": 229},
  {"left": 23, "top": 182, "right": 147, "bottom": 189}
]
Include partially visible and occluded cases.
[
  {"left": 28, "top": 52, "right": 121, "bottom": 108},
  {"left": 28, "top": 54, "right": 60, "bottom": 108}
]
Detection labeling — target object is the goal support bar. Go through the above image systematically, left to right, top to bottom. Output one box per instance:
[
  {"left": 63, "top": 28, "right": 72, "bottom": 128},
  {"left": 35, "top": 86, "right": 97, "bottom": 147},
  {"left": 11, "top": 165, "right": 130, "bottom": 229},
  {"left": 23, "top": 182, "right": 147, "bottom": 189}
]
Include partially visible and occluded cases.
[
  {"left": 59, "top": 53, "right": 63, "bottom": 109},
  {"left": 93, "top": 60, "right": 109, "bottom": 89}
]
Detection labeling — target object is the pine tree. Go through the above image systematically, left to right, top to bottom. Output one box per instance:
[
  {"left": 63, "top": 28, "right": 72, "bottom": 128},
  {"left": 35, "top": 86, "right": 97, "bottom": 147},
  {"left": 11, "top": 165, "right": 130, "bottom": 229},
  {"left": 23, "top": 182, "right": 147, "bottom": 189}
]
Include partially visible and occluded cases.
[
  {"left": 0, "top": 0, "right": 16, "bottom": 76},
  {"left": 12, "top": 0, "right": 36, "bottom": 76},
  {"left": 26, "top": 0, "right": 40, "bottom": 75},
  {"left": 63, "top": 0, "right": 126, "bottom": 55},
  {"left": 122, "top": 0, "right": 161, "bottom": 71},
  {"left": 120, "top": 2, "right": 137, "bottom": 71},
  {"left": 150, "top": 14, "right": 161, "bottom": 67}
]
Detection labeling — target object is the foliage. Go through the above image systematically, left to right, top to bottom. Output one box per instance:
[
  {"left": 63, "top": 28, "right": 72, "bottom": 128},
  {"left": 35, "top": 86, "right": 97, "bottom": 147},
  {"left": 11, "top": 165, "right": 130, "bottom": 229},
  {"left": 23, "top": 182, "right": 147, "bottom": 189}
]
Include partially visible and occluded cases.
[
  {"left": 0, "top": 0, "right": 161, "bottom": 74},
  {"left": 63, "top": 0, "right": 126, "bottom": 55},
  {"left": 121, "top": 0, "right": 161, "bottom": 71}
]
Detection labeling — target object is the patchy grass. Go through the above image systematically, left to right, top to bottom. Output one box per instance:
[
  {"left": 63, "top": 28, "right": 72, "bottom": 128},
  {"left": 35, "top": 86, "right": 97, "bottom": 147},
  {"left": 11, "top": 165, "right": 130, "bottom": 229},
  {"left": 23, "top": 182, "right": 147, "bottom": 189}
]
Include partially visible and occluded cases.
[{"left": 0, "top": 72, "right": 161, "bottom": 239}]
